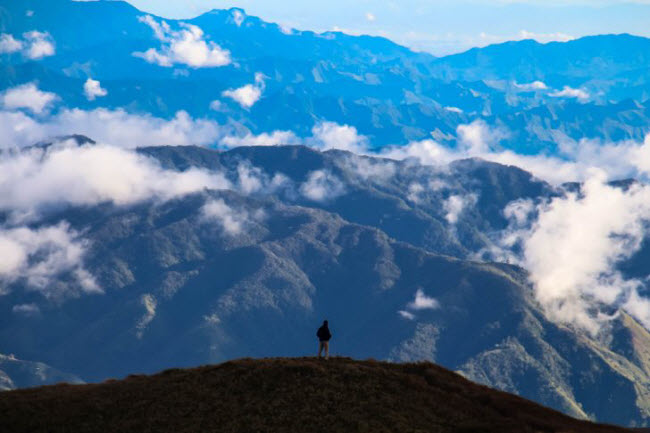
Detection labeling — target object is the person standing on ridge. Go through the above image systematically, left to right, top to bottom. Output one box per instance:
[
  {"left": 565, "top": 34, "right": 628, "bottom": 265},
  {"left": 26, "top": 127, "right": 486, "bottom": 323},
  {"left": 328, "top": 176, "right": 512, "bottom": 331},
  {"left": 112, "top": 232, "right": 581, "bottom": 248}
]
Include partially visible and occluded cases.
[{"left": 316, "top": 320, "right": 332, "bottom": 359}]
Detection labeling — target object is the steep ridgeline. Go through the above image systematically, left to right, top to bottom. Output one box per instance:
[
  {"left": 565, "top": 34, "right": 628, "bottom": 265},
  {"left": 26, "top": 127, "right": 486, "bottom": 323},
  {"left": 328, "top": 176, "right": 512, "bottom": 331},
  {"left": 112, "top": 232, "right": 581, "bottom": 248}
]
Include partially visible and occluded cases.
[
  {"left": 1, "top": 0, "right": 649, "bottom": 150},
  {"left": 2, "top": 144, "right": 650, "bottom": 426},
  {"left": 0, "top": 358, "right": 632, "bottom": 433}
]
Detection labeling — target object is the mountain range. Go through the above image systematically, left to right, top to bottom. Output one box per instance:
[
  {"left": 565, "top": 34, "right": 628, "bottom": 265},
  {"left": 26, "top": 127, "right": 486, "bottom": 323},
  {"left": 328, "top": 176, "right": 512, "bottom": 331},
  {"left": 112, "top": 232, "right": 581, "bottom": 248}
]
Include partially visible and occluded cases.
[
  {"left": 1, "top": 0, "right": 650, "bottom": 151},
  {"left": 2, "top": 0, "right": 650, "bottom": 429},
  {"left": 0, "top": 140, "right": 650, "bottom": 426}
]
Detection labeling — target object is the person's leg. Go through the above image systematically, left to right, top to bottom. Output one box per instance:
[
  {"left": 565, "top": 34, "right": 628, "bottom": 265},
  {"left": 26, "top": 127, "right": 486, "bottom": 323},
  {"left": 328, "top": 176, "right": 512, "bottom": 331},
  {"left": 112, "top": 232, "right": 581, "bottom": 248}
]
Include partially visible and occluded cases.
[
  {"left": 318, "top": 341, "right": 323, "bottom": 357},
  {"left": 324, "top": 341, "right": 329, "bottom": 359}
]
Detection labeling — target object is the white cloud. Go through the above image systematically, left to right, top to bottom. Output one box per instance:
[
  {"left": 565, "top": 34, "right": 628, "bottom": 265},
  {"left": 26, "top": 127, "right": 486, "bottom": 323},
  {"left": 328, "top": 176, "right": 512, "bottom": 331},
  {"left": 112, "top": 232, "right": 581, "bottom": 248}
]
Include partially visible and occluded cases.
[
  {"left": 231, "top": 9, "right": 246, "bottom": 27},
  {"left": 25, "top": 10, "right": 34, "bottom": 17},
  {"left": 365, "top": 12, "right": 376, "bottom": 22},
  {"left": 134, "top": 15, "right": 231, "bottom": 68},
  {"left": 278, "top": 24, "right": 294, "bottom": 35},
  {"left": 473, "top": 30, "right": 575, "bottom": 47},
  {"left": 516, "top": 30, "right": 574, "bottom": 43},
  {"left": 0, "top": 31, "right": 55, "bottom": 59},
  {"left": 22, "top": 31, "right": 55, "bottom": 59},
  {"left": 0, "top": 34, "right": 23, "bottom": 54},
  {"left": 222, "top": 73, "right": 265, "bottom": 109},
  {"left": 83, "top": 78, "right": 108, "bottom": 101},
  {"left": 513, "top": 81, "right": 548, "bottom": 91},
  {"left": 1, "top": 83, "right": 58, "bottom": 114},
  {"left": 222, "top": 85, "right": 261, "bottom": 108},
  {"left": 550, "top": 86, "right": 590, "bottom": 102},
  {"left": 209, "top": 100, "right": 225, "bottom": 111},
  {"left": 444, "top": 106, "right": 463, "bottom": 113},
  {"left": 0, "top": 108, "right": 224, "bottom": 149},
  {"left": 381, "top": 120, "right": 650, "bottom": 186},
  {"left": 382, "top": 120, "right": 504, "bottom": 167},
  {"left": 457, "top": 120, "right": 509, "bottom": 154},
  {"left": 220, "top": 121, "right": 367, "bottom": 152},
  {"left": 309, "top": 121, "right": 369, "bottom": 153},
  {"left": 221, "top": 130, "right": 299, "bottom": 147},
  {"left": 0, "top": 139, "right": 241, "bottom": 302},
  {"left": 381, "top": 139, "right": 456, "bottom": 166},
  {"left": 0, "top": 143, "right": 232, "bottom": 220},
  {"left": 341, "top": 155, "right": 397, "bottom": 182},
  {"left": 236, "top": 163, "right": 265, "bottom": 195},
  {"left": 300, "top": 170, "right": 346, "bottom": 202},
  {"left": 497, "top": 176, "right": 650, "bottom": 334},
  {"left": 408, "top": 183, "right": 425, "bottom": 203},
  {"left": 443, "top": 194, "right": 478, "bottom": 224},
  {"left": 201, "top": 199, "right": 250, "bottom": 235},
  {"left": 0, "top": 223, "right": 100, "bottom": 300},
  {"left": 397, "top": 288, "right": 441, "bottom": 321},
  {"left": 407, "top": 289, "right": 440, "bottom": 310},
  {"left": 135, "top": 293, "right": 157, "bottom": 338},
  {"left": 12, "top": 303, "right": 40, "bottom": 316}
]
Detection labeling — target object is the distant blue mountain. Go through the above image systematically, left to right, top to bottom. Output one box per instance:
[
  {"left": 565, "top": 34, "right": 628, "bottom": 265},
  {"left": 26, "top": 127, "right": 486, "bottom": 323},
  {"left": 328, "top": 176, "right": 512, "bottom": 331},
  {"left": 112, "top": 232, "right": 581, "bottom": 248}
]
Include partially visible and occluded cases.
[
  {"left": 1, "top": 0, "right": 649, "bottom": 151},
  {"left": 430, "top": 34, "right": 650, "bottom": 82}
]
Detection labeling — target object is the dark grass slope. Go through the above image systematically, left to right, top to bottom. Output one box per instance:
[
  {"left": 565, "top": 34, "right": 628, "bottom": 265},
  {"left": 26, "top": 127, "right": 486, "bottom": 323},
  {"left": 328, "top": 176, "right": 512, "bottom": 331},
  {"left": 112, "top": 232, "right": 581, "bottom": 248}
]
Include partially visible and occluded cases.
[{"left": 0, "top": 357, "right": 631, "bottom": 433}]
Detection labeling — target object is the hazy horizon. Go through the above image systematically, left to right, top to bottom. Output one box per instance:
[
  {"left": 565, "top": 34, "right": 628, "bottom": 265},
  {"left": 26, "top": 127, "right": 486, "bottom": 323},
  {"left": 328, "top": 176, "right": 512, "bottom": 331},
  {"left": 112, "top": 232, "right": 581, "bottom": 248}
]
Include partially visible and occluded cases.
[{"left": 119, "top": 0, "right": 650, "bottom": 55}]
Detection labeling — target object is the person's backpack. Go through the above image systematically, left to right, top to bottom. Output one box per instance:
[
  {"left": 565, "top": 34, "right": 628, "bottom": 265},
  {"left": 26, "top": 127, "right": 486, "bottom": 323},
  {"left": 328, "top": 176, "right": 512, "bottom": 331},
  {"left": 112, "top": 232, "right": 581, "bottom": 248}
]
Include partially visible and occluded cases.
[{"left": 317, "top": 325, "right": 331, "bottom": 341}]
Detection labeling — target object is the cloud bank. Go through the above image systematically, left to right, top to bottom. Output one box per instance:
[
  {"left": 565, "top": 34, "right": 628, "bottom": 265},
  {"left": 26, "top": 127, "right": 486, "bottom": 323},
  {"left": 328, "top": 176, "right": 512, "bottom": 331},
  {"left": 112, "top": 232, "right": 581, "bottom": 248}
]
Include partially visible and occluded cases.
[
  {"left": 134, "top": 15, "right": 231, "bottom": 68},
  {"left": 2, "top": 83, "right": 58, "bottom": 114},
  {"left": 0, "top": 106, "right": 224, "bottom": 149},
  {"left": 381, "top": 120, "right": 650, "bottom": 185},
  {"left": 0, "top": 142, "right": 231, "bottom": 220},
  {"left": 482, "top": 175, "right": 650, "bottom": 334}
]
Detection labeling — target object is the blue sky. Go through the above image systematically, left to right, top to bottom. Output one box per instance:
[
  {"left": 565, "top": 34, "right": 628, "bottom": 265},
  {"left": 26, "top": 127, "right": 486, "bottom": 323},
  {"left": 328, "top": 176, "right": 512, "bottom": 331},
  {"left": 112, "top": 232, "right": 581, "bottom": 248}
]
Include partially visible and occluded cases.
[{"left": 123, "top": 0, "right": 650, "bottom": 55}]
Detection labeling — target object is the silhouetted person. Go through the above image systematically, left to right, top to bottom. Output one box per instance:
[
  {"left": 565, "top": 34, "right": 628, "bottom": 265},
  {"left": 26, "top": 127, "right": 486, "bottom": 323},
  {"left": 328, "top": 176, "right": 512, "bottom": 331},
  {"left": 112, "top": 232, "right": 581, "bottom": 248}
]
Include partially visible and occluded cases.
[{"left": 317, "top": 320, "right": 332, "bottom": 359}]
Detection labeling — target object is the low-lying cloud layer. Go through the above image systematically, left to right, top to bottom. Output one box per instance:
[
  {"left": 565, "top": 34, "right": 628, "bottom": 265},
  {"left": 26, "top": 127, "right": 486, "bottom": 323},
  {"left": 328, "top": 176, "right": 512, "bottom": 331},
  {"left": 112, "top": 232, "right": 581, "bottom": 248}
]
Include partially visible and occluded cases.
[
  {"left": 2, "top": 83, "right": 58, "bottom": 114},
  {"left": 0, "top": 106, "right": 224, "bottom": 149},
  {"left": 381, "top": 120, "right": 650, "bottom": 185},
  {"left": 0, "top": 142, "right": 231, "bottom": 221}
]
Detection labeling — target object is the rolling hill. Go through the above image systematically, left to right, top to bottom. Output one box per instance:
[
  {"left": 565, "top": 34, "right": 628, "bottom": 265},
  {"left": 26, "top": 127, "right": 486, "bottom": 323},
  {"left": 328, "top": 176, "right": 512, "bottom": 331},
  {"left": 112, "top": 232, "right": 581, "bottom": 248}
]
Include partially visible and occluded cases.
[{"left": 0, "top": 357, "right": 633, "bottom": 433}]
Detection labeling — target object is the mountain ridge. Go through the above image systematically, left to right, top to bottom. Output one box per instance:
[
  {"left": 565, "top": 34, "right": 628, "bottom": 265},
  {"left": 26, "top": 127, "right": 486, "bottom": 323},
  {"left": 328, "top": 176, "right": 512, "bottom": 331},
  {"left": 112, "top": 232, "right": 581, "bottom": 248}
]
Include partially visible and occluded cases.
[{"left": 0, "top": 357, "right": 633, "bottom": 433}]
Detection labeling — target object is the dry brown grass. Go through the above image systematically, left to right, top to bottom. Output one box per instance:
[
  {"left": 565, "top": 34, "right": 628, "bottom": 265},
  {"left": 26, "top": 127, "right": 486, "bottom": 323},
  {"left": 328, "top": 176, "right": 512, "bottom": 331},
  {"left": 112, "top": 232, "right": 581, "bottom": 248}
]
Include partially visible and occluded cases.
[{"left": 0, "top": 357, "right": 634, "bottom": 433}]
